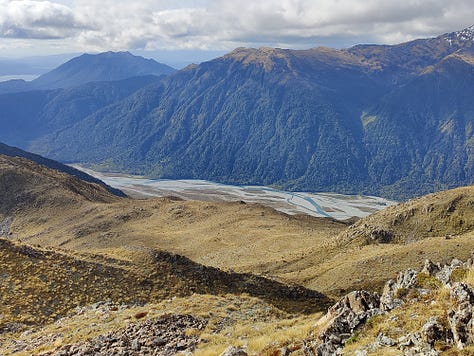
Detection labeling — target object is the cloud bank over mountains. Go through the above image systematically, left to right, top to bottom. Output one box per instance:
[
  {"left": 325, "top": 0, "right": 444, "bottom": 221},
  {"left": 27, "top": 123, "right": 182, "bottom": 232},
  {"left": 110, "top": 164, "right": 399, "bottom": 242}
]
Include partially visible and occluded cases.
[{"left": 0, "top": 0, "right": 472, "bottom": 54}]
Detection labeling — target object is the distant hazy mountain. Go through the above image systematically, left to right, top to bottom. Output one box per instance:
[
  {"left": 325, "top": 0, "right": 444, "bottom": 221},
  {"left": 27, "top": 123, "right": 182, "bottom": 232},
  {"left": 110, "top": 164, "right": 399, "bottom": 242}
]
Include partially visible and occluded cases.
[
  {"left": 3, "top": 27, "right": 474, "bottom": 199},
  {"left": 0, "top": 51, "right": 175, "bottom": 93},
  {"left": 32, "top": 51, "right": 175, "bottom": 89},
  {"left": 0, "top": 59, "right": 41, "bottom": 76},
  {"left": 0, "top": 75, "right": 162, "bottom": 148}
]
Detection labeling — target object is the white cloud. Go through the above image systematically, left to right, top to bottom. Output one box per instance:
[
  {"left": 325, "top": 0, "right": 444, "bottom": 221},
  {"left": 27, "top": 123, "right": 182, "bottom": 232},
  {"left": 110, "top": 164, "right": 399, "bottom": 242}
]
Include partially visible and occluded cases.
[
  {"left": 0, "top": 0, "right": 473, "bottom": 52},
  {"left": 0, "top": 0, "right": 89, "bottom": 39}
]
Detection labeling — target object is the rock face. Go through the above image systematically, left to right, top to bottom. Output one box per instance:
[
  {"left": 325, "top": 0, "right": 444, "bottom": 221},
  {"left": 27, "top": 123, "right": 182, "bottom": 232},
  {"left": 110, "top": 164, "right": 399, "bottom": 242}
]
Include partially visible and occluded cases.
[
  {"left": 306, "top": 258, "right": 474, "bottom": 355},
  {"left": 380, "top": 268, "right": 418, "bottom": 312},
  {"left": 448, "top": 283, "right": 474, "bottom": 349},
  {"left": 304, "top": 291, "right": 381, "bottom": 355},
  {"left": 43, "top": 314, "right": 207, "bottom": 356}
]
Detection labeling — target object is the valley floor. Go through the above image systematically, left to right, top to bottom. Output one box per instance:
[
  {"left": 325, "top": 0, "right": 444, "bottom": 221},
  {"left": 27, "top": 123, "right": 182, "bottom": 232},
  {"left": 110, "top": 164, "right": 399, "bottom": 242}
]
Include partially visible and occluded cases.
[{"left": 72, "top": 165, "right": 395, "bottom": 220}]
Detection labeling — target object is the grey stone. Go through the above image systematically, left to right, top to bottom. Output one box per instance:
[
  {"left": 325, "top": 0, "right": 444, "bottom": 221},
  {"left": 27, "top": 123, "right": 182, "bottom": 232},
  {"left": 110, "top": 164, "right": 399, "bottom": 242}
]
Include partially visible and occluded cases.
[
  {"left": 421, "top": 259, "right": 440, "bottom": 276},
  {"left": 451, "top": 259, "right": 463, "bottom": 268},
  {"left": 380, "top": 269, "right": 418, "bottom": 312},
  {"left": 396, "top": 269, "right": 418, "bottom": 289},
  {"left": 380, "top": 279, "right": 403, "bottom": 312},
  {"left": 448, "top": 283, "right": 474, "bottom": 349},
  {"left": 314, "top": 290, "right": 381, "bottom": 355},
  {"left": 421, "top": 317, "right": 447, "bottom": 346},
  {"left": 376, "top": 333, "right": 396, "bottom": 346},
  {"left": 153, "top": 336, "right": 166, "bottom": 346},
  {"left": 130, "top": 339, "right": 140, "bottom": 351},
  {"left": 219, "top": 346, "right": 248, "bottom": 356}
]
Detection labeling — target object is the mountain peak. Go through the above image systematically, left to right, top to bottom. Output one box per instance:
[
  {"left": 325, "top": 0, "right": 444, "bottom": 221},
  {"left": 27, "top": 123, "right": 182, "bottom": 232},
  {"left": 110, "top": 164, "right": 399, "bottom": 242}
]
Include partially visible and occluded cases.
[
  {"left": 442, "top": 25, "right": 474, "bottom": 46},
  {"left": 453, "top": 25, "right": 474, "bottom": 40},
  {"left": 223, "top": 47, "right": 292, "bottom": 71},
  {"left": 31, "top": 51, "right": 176, "bottom": 89}
]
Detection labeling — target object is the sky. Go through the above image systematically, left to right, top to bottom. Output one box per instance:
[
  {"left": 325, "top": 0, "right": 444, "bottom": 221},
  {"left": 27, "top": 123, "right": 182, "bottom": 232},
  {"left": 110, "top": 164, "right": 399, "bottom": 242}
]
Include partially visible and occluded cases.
[{"left": 0, "top": 0, "right": 472, "bottom": 64}]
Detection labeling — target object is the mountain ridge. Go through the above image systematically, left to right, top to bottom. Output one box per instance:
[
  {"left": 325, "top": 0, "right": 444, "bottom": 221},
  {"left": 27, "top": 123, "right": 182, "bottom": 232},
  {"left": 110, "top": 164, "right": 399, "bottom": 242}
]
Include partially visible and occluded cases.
[
  {"left": 29, "top": 27, "right": 473, "bottom": 199},
  {"left": 1, "top": 28, "right": 473, "bottom": 199}
]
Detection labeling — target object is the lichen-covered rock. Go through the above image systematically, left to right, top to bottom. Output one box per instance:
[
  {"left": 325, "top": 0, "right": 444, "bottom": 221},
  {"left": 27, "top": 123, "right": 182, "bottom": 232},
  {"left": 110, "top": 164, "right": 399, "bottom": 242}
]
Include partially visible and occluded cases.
[
  {"left": 421, "top": 259, "right": 441, "bottom": 277},
  {"left": 435, "top": 259, "right": 464, "bottom": 284},
  {"left": 397, "top": 268, "right": 418, "bottom": 288},
  {"left": 380, "top": 269, "right": 417, "bottom": 312},
  {"left": 380, "top": 279, "right": 403, "bottom": 312},
  {"left": 448, "top": 283, "right": 474, "bottom": 349},
  {"left": 305, "top": 290, "right": 381, "bottom": 355},
  {"left": 421, "top": 316, "right": 448, "bottom": 346},
  {"left": 397, "top": 332, "right": 440, "bottom": 355},
  {"left": 376, "top": 333, "right": 396, "bottom": 346},
  {"left": 220, "top": 345, "right": 248, "bottom": 356}
]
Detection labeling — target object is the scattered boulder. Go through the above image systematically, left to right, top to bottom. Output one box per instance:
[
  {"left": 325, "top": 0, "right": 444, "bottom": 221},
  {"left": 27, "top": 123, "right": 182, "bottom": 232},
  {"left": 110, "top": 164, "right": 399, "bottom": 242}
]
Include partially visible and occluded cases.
[
  {"left": 398, "top": 332, "right": 423, "bottom": 349},
  {"left": 376, "top": 333, "right": 396, "bottom": 347},
  {"left": 220, "top": 345, "right": 248, "bottom": 356}
]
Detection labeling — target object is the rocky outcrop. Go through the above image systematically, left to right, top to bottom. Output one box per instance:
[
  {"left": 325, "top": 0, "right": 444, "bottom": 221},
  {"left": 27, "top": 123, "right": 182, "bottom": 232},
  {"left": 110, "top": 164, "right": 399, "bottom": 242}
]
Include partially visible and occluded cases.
[
  {"left": 0, "top": 216, "right": 12, "bottom": 236},
  {"left": 304, "top": 257, "right": 474, "bottom": 356},
  {"left": 423, "top": 258, "right": 463, "bottom": 280},
  {"left": 380, "top": 268, "right": 418, "bottom": 312},
  {"left": 448, "top": 282, "right": 474, "bottom": 349},
  {"left": 304, "top": 291, "right": 381, "bottom": 355},
  {"left": 42, "top": 314, "right": 207, "bottom": 355},
  {"left": 421, "top": 317, "right": 449, "bottom": 347}
]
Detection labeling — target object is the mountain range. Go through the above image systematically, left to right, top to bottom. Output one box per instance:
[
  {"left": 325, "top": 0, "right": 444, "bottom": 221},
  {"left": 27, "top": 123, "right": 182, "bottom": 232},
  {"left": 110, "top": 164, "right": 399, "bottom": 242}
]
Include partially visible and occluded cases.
[{"left": 0, "top": 27, "right": 473, "bottom": 199}]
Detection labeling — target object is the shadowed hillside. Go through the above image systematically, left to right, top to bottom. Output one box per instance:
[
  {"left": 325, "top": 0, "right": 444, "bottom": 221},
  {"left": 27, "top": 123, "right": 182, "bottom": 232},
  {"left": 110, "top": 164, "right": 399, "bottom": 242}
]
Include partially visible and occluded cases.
[
  {"left": 0, "top": 142, "right": 125, "bottom": 197},
  {"left": 0, "top": 154, "right": 120, "bottom": 216},
  {"left": 0, "top": 237, "right": 329, "bottom": 331}
]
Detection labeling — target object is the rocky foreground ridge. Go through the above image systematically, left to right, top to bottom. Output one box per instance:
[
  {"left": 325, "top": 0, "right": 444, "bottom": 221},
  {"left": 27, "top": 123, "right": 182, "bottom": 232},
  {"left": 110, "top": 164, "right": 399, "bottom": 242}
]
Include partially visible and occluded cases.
[
  {"left": 6, "top": 255, "right": 474, "bottom": 356},
  {"left": 301, "top": 256, "right": 474, "bottom": 355}
]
